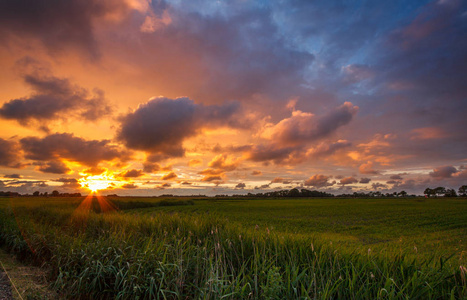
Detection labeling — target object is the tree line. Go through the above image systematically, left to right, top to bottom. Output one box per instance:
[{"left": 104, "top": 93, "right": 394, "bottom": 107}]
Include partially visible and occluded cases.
[
  {"left": 1, "top": 185, "right": 466, "bottom": 198},
  {"left": 423, "top": 185, "right": 467, "bottom": 197},
  {"left": 0, "top": 190, "right": 82, "bottom": 197}
]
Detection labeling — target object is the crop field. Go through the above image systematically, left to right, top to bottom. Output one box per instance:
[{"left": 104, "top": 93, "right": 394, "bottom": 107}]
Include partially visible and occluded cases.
[{"left": 0, "top": 196, "right": 466, "bottom": 299}]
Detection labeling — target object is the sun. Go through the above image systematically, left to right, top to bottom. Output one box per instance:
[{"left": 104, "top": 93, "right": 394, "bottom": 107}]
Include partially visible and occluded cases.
[
  {"left": 79, "top": 174, "right": 112, "bottom": 193},
  {"left": 87, "top": 180, "right": 109, "bottom": 192}
]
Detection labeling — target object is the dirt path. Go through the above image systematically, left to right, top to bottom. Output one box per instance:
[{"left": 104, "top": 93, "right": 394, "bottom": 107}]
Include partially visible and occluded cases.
[
  {"left": 0, "top": 249, "right": 58, "bottom": 300},
  {"left": 0, "top": 269, "right": 13, "bottom": 300}
]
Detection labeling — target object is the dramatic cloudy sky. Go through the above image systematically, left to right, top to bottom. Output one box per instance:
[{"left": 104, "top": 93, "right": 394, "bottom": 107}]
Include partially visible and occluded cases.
[{"left": 1, "top": 0, "right": 466, "bottom": 195}]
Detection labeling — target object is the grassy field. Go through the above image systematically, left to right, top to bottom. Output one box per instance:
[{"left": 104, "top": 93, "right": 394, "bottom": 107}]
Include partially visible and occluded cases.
[
  {"left": 0, "top": 196, "right": 466, "bottom": 299},
  {"left": 133, "top": 197, "right": 467, "bottom": 262}
]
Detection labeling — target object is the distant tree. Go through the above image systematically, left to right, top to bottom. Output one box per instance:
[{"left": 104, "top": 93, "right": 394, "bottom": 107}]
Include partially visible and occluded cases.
[
  {"left": 458, "top": 185, "right": 467, "bottom": 197},
  {"left": 434, "top": 187, "right": 446, "bottom": 197},
  {"left": 288, "top": 188, "right": 300, "bottom": 197},
  {"left": 424, "top": 188, "right": 434, "bottom": 197},
  {"left": 444, "top": 189, "right": 457, "bottom": 197},
  {"left": 51, "top": 190, "right": 60, "bottom": 197},
  {"left": 398, "top": 190, "right": 407, "bottom": 197},
  {"left": 33, "top": 191, "right": 40, "bottom": 196}
]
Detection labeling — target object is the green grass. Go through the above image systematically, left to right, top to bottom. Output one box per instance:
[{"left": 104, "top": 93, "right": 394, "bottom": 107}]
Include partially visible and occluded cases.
[
  {"left": 0, "top": 196, "right": 466, "bottom": 299},
  {"left": 133, "top": 197, "right": 467, "bottom": 263}
]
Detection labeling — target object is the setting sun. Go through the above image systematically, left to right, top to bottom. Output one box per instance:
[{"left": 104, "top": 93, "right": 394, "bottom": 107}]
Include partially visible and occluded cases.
[{"left": 79, "top": 174, "right": 113, "bottom": 192}]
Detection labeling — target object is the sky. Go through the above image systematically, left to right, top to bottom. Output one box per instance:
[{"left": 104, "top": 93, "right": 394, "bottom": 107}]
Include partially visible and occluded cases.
[{"left": 0, "top": 0, "right": 466, "bottom": 196}]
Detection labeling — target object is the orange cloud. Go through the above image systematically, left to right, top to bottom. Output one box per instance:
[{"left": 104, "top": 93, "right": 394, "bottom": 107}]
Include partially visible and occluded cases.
[
  {"left": 261, "top": 102, "right": 358, "bottom": 145},
  {"left": 208, "top": 154, "right": 240, "bottom": 171},
  {"left": 188, "top": 159, "right": 202, "bottom": 167},
  {"left": 119, "top": 169, "right": 144, "bottom": 178},
  {"left": 161, "top": 171, "right": 178, "bottom": 180},
  {"left": 304, "top": 174, "right": 335, "bottom": 188},
  {"left": 340, "top": 177, "right": 358, "bottom": 185}
]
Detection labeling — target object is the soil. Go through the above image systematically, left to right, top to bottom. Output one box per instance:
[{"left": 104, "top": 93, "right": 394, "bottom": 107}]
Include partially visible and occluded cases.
[
  {"left": 0, "top": 249, "right": 59, "bottom": 299},
  {"left": 0, "top": 270, "right": 13, "bottom": 300}
]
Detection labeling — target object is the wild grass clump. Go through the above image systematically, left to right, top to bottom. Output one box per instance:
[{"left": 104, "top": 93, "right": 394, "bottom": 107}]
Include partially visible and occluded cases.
[{"left": 0, "top": 197, "right": 465, "bottom": 299}]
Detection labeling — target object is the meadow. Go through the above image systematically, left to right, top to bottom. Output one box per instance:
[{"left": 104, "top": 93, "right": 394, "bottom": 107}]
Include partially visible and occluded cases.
[{"left": 0, "top": 196, "right": 466, "bottom": 299}]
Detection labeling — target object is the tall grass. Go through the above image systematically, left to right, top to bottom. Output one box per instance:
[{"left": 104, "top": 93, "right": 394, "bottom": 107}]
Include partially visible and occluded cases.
[{"left": 0, "top": 197, "right": 465, "bottom": 299}]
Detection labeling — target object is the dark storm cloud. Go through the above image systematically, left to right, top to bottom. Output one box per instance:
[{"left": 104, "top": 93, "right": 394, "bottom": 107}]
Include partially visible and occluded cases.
[
  {"left": 0, "top": 0, "right": 130, "bottom": 57},
  {"left": 0, "top": 72, "right": 112, "bottom": 126},
  {"left": 117, "top": 97, "right": 246, "bottom": 158},
  {"left": 21, "top": 133, "right": 130, "bottom": 166},
  {"left": 0, "top": 138, "right": 22, "bottom": 168},
  {"left": 390, "top": 175, "right": 403, "bottom": 180}
]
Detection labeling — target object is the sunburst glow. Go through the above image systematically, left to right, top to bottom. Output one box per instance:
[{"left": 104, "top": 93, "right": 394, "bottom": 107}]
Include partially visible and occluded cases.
[{"left": 79, "top": 174, "right": 113, "bottom": 192}]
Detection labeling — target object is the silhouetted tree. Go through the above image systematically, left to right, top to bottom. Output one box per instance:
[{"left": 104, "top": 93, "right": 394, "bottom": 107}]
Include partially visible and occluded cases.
[
  {"left": 459, "top": 185, "right": 467, "bottom": 197},
  {"left": 434, "top": 187, "right": 446, "bottom": 197},
  {"left": 288, "top": 188, "right": 301, "bottom": 197},
  {"left": 424, "top": 188, "right": 434, "bottom": 197},
  {"left": 444, "top": 189, "right": 457, "bottom": 197},
  {"left": 51, "top": 190, "right": 60, "bottom": 197},
  {"left": 33, "top": 191, "right": 40, "bottom": 196}
]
